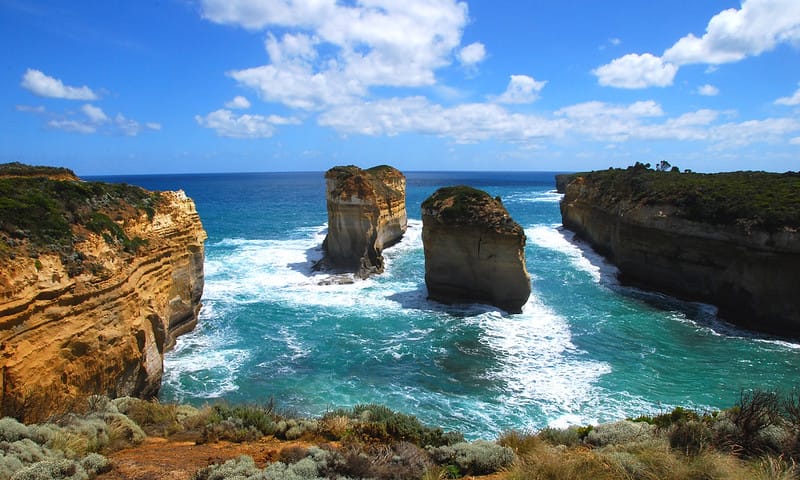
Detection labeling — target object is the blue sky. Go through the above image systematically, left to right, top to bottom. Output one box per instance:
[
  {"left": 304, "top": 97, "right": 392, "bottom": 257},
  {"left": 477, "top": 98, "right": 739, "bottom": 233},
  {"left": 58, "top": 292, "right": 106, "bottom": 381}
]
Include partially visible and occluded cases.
[{"left": 2, "top": 0, "right": 799, "bottom": 175}]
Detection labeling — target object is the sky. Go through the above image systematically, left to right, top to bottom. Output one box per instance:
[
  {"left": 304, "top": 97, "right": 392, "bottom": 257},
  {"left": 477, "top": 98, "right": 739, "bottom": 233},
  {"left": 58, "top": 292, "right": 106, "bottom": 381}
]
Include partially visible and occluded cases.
[{"left": 2, "top": 0, "right": 800, "bottom": 175}]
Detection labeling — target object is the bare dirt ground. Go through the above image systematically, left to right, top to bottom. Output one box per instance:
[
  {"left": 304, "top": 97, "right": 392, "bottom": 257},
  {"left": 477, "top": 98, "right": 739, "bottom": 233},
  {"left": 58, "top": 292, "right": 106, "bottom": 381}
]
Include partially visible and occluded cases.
[{"left": 98, "top": 436, "right": 313, "bottom": 480}]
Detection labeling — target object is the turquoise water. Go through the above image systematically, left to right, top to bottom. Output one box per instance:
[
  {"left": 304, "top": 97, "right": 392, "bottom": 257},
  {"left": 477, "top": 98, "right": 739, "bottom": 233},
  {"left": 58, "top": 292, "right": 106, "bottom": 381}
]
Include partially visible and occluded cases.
[{"left": 96, "top": 172, "right": 800, "bottom": 439}]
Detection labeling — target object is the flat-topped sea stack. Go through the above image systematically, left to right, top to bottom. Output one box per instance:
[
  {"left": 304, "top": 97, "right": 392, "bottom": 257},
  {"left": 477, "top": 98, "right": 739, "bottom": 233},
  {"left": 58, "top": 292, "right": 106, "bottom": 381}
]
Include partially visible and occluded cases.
[
  {"left": 0, "top": 163, "right": 206, "bottom": 422},
  {"left": 320, "top": 165, "right": 407, "bottom": 278},
  {"left": 559, "top": 165, "right": 800, "bottom": 337},
  {"left": 422, "top": 186, "right": 531, "bottom": 313}
]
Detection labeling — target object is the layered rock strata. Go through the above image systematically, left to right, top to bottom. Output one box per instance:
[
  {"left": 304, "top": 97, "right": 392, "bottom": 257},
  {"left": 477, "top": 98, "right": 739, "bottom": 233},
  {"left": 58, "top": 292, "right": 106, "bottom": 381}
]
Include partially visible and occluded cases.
[
  {"left": 319, "top": 165, "right": 407, "bottom": 278},
  {"left": 0, "top": 168, "right": 206, "bottom": 422},
  {"left": 560, "top": 169, "right": 800, "bottom": 337},
  {"left": 422, "top": 186, "right": 531, "bottom": 313}
]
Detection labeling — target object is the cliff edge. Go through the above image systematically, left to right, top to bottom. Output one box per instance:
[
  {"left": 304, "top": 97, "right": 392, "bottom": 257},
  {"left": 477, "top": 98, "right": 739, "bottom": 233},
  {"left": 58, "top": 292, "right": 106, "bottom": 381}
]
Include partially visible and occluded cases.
[
  {"left": 0, "top": 163, "right": 206, "bottom": 421},
  {"left": 319, "top": 165, "right": 407, "bottom": 278},
  {"left": 559, "top": 166, "right": 800, "bottom": 337},
  {"left": 422, "top": 186, "right": 531, "bottom": 313}
]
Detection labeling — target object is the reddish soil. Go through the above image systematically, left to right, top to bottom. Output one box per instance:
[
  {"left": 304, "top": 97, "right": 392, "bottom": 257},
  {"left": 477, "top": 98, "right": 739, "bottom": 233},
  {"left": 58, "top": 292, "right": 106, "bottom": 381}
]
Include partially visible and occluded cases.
[{"left": 99, "top": 436, "right": 313, "bottom": 480}]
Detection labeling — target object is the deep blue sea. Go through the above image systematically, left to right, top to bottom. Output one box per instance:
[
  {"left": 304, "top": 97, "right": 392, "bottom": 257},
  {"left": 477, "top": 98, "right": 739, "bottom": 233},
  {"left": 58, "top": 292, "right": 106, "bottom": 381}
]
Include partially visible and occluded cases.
[{"left": 92, "top": 171, "right": 800, "bottom": 439}]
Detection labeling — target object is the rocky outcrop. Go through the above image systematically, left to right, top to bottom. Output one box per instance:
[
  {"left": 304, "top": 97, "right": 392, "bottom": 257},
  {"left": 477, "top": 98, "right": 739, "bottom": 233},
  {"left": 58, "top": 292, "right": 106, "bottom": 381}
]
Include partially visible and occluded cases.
[
  {"left": 319, "top": 165, "right": 407, "bottom": 278},
  {"left": 0, "top": 167, "right": 206, "bottom": 422},
  {"left": 560, "top": 169, "right": 800, "bottom": 337},
  {"left": 422, "top": 186, "right": 531, "bottom": 313}
]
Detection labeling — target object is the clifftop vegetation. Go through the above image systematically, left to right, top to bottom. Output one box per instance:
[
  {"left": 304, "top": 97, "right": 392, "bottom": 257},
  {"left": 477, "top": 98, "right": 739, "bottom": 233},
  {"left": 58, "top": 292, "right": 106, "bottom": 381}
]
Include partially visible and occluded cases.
[
  {"left": 0, "top": 163, "right": 160, "bottom": 274},
  {"left": 561, "top": 164, "right": 800, "bottom": 232},
  {"left": 325, "top": 165, "right": 405, "bottom": 203},
  {"left": 422, "top": 185, "right": 523, "bottom": 234},
  {"left": 2, "top": 392, "right": 800, "bottom": 479}
]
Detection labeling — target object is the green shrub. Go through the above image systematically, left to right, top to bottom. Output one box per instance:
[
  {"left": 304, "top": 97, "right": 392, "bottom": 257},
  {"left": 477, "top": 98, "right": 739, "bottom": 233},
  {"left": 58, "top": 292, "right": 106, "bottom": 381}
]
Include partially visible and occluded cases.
[
  {"left": 335, "top": 404, "right": 462, "bottom": 447},
  {"left": 669, "top": 419, "right": 713, "bottom": 454},
  {"left": 585, "top": 420, "right": 658, "bottom": 447},
  {"left": 537, "top": 426, "right": 588, "bottom": 447},
  {"left": 428, "top": 440, "right": 515, "bottom": 475},
  {"left": 192, "top": 455, "right": 260, "bottom": 480},
  {"left": 8, "top": 459, "right": 88, "bottom": 480}
]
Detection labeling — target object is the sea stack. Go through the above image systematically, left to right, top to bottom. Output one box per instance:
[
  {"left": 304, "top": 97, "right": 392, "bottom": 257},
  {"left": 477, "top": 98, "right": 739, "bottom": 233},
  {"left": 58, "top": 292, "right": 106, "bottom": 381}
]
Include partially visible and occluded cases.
[
  {"left": 0, "top": 163, "right": 206, "bottom": 422},
  {"left": 320, "top": 165, "right": 407, "bottom": 278},
  {"left": 559, "top": 167, "right": 800, "bottom": 338},
  {"left": 422, "top": 186, "right": 531, "bottom": 313}
]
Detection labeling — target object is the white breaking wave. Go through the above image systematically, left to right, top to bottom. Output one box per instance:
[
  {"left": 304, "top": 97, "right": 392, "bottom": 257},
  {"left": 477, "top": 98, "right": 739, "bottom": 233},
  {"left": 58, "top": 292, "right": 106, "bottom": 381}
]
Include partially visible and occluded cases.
[
  {"left": 504, "top": 190, "right": 563, "bottom": 204},
  {"left": 526, "top": 224, "right": 618, "bottom": 284},
  {"left": 477, "top": 296, "right": 612, "bottom": 428},
  {"left": 163, "top": 305, "right": 249, "bottom": 399}
]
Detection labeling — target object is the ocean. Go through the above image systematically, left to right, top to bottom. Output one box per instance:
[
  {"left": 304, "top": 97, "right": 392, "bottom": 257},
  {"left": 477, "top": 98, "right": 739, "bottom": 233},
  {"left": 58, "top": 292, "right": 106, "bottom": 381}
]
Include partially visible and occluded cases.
[{"left": 92, "top": 171, "right": 800, "bottom": 439}]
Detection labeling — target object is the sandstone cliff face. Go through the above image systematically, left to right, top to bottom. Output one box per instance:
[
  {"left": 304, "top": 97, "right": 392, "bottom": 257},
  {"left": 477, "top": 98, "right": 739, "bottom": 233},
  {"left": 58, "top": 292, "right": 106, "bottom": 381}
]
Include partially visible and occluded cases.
[
  {"left": 320, "top": 165, "right": 407, "bottom": 278},
  {"left": 560, "top": 173, "right": 800, "bottom": 337},
  {"left": 0, "top": 174, "right": 206, "bottom": 422},
  {"left": 422, "top": 186, "right": 531, "bottom": 314}
]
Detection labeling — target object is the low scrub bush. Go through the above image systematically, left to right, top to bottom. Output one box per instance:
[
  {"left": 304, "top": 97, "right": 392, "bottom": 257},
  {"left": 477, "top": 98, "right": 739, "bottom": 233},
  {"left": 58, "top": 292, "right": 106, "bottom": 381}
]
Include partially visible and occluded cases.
[
  {"left": 325, "top": 404, "right": 462, "bottom": 447},
  {"left": 585, "top": 420, "right": 658, "bottom": 447},
  {"left": 427, "top": 440, "right": 515, "bottom": 476}
]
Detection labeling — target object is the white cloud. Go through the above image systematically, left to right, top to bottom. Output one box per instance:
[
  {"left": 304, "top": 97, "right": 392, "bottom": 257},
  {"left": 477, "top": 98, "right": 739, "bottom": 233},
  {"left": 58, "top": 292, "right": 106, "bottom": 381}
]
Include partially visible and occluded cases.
[
  {"left": 202, "top": 0, "right": 471, "bottom": 109},
  {"left": 595, "top": 0, "right": 800, "bottom": 89},
  {"left": 663, "top": 0, "right": 800, "bottom": 66},
  {"left": 458, "top": 42, "right": 486, "bottom": 66},
  {"left": 592, "top": 53, "right": 678, "bottom": 89},
  {"left": 21, "top": 69, "right": 98, "bottom": 100},
  {"left": 494, "top": 75, "right": 547, "bottom": 104},
  {"left": 775, "top": 83, "right": 800, "bottom": 105},
  {"left": 697, "top": 84, "right": 720, "bottom": 96},
  {"left": 225, "top": 95, "right": 252, "bottom": 109},
  {"left": 318, "top": 96, "right": 565, "bottom": 144},
  {"left": 556, "top": 100, "right": 666, "bottom": 141},
  {"left": 81, "top": 104, "right": 109, "bottom": 123},
  {"left": 195, "top": 108, "right": 299, "bottom": 138},
  {"left": 710, "top": 117, "right": 800, "bottom": 147},
  {"left": 47, "top": 119, "right": 96, "bottom": 134},
  {"left": 145, "top": 122, "right": 162, "bottom": 131},
  {"left": 790, "top": 136, "right": 800, "bottom": 144}
]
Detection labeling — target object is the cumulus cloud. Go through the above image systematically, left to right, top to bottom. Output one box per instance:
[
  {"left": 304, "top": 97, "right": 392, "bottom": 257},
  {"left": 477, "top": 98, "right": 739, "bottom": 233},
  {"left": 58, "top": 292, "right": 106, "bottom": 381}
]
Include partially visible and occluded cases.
[
  {"left": 201, "top": 0, "right": 471, "bottom": 109},
  {"left": 594, "top": 0, "right": 800, "bottom": 88},
  {"left": 663, "top": 0, "right": 800, "bottom": 66},
  {"left": 459, "top": 42, "right": 486, "bottom": 66},
  {"left": 592, "top": 53, "right": 678, "bottom": 89},
  {"left": 21, "top": 69, "right": 98, "bottom": 100},
  {"left": 494, "top": 75, "right": 547, "bottom": 104},
  {"left": 775, "top": 83, "right": 800, "bottom": 105},
  {"left": 697, "top": 84, "right": 720, "bottom": 96},
  {"left": 225, "top": 95, "right": 252, "bottom": 109},
  {"left": 318, "top": 96, "right": 565, "bottom": 144},
  {"left": 195, "top": 108, "right": 299, "bottom": 138}
]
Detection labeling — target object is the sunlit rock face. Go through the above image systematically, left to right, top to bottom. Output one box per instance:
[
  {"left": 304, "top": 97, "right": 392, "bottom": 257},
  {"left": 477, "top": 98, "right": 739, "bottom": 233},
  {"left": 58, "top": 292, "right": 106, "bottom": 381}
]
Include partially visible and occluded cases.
[
  {"left": 320, "top": 165, "right": 407, "bottom": 278},
  {"left": 0, "top": 168, "right": 206, "bottom": 422},
  {"left": 560, "top": 172, "right": 800, "bottom": 338},
  {"left": 422, "top": 186, "right": 531, "bottom": 314}
]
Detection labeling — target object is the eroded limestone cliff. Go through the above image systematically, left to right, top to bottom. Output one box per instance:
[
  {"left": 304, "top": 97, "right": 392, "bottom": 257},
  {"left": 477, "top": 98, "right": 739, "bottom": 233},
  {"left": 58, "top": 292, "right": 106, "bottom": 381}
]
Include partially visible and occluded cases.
[
  {"left": 319, "top": 165, "right": 407, "bottom": 278},
  {"left": 0, "top": 166, "right": 206, "bottom": 421},
  {"left": 560, "top": 168, "right": 800, "bottom": 337},
  {"left": 422, "top": 186, "right": 531, "bottom": 313}
]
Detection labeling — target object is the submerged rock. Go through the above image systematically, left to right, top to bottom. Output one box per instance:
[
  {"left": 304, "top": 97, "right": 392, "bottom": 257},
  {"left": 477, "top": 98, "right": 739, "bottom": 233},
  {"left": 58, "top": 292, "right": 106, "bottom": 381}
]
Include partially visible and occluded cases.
[
  {"left": 0, "top": 164, "right": 206, "bottom": 422},
  {"left": 318, "top": 165, "right": 407, "bottom": 278},
  {"left": 421, "top": 186, "right": 531, "bottom": 313}
]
